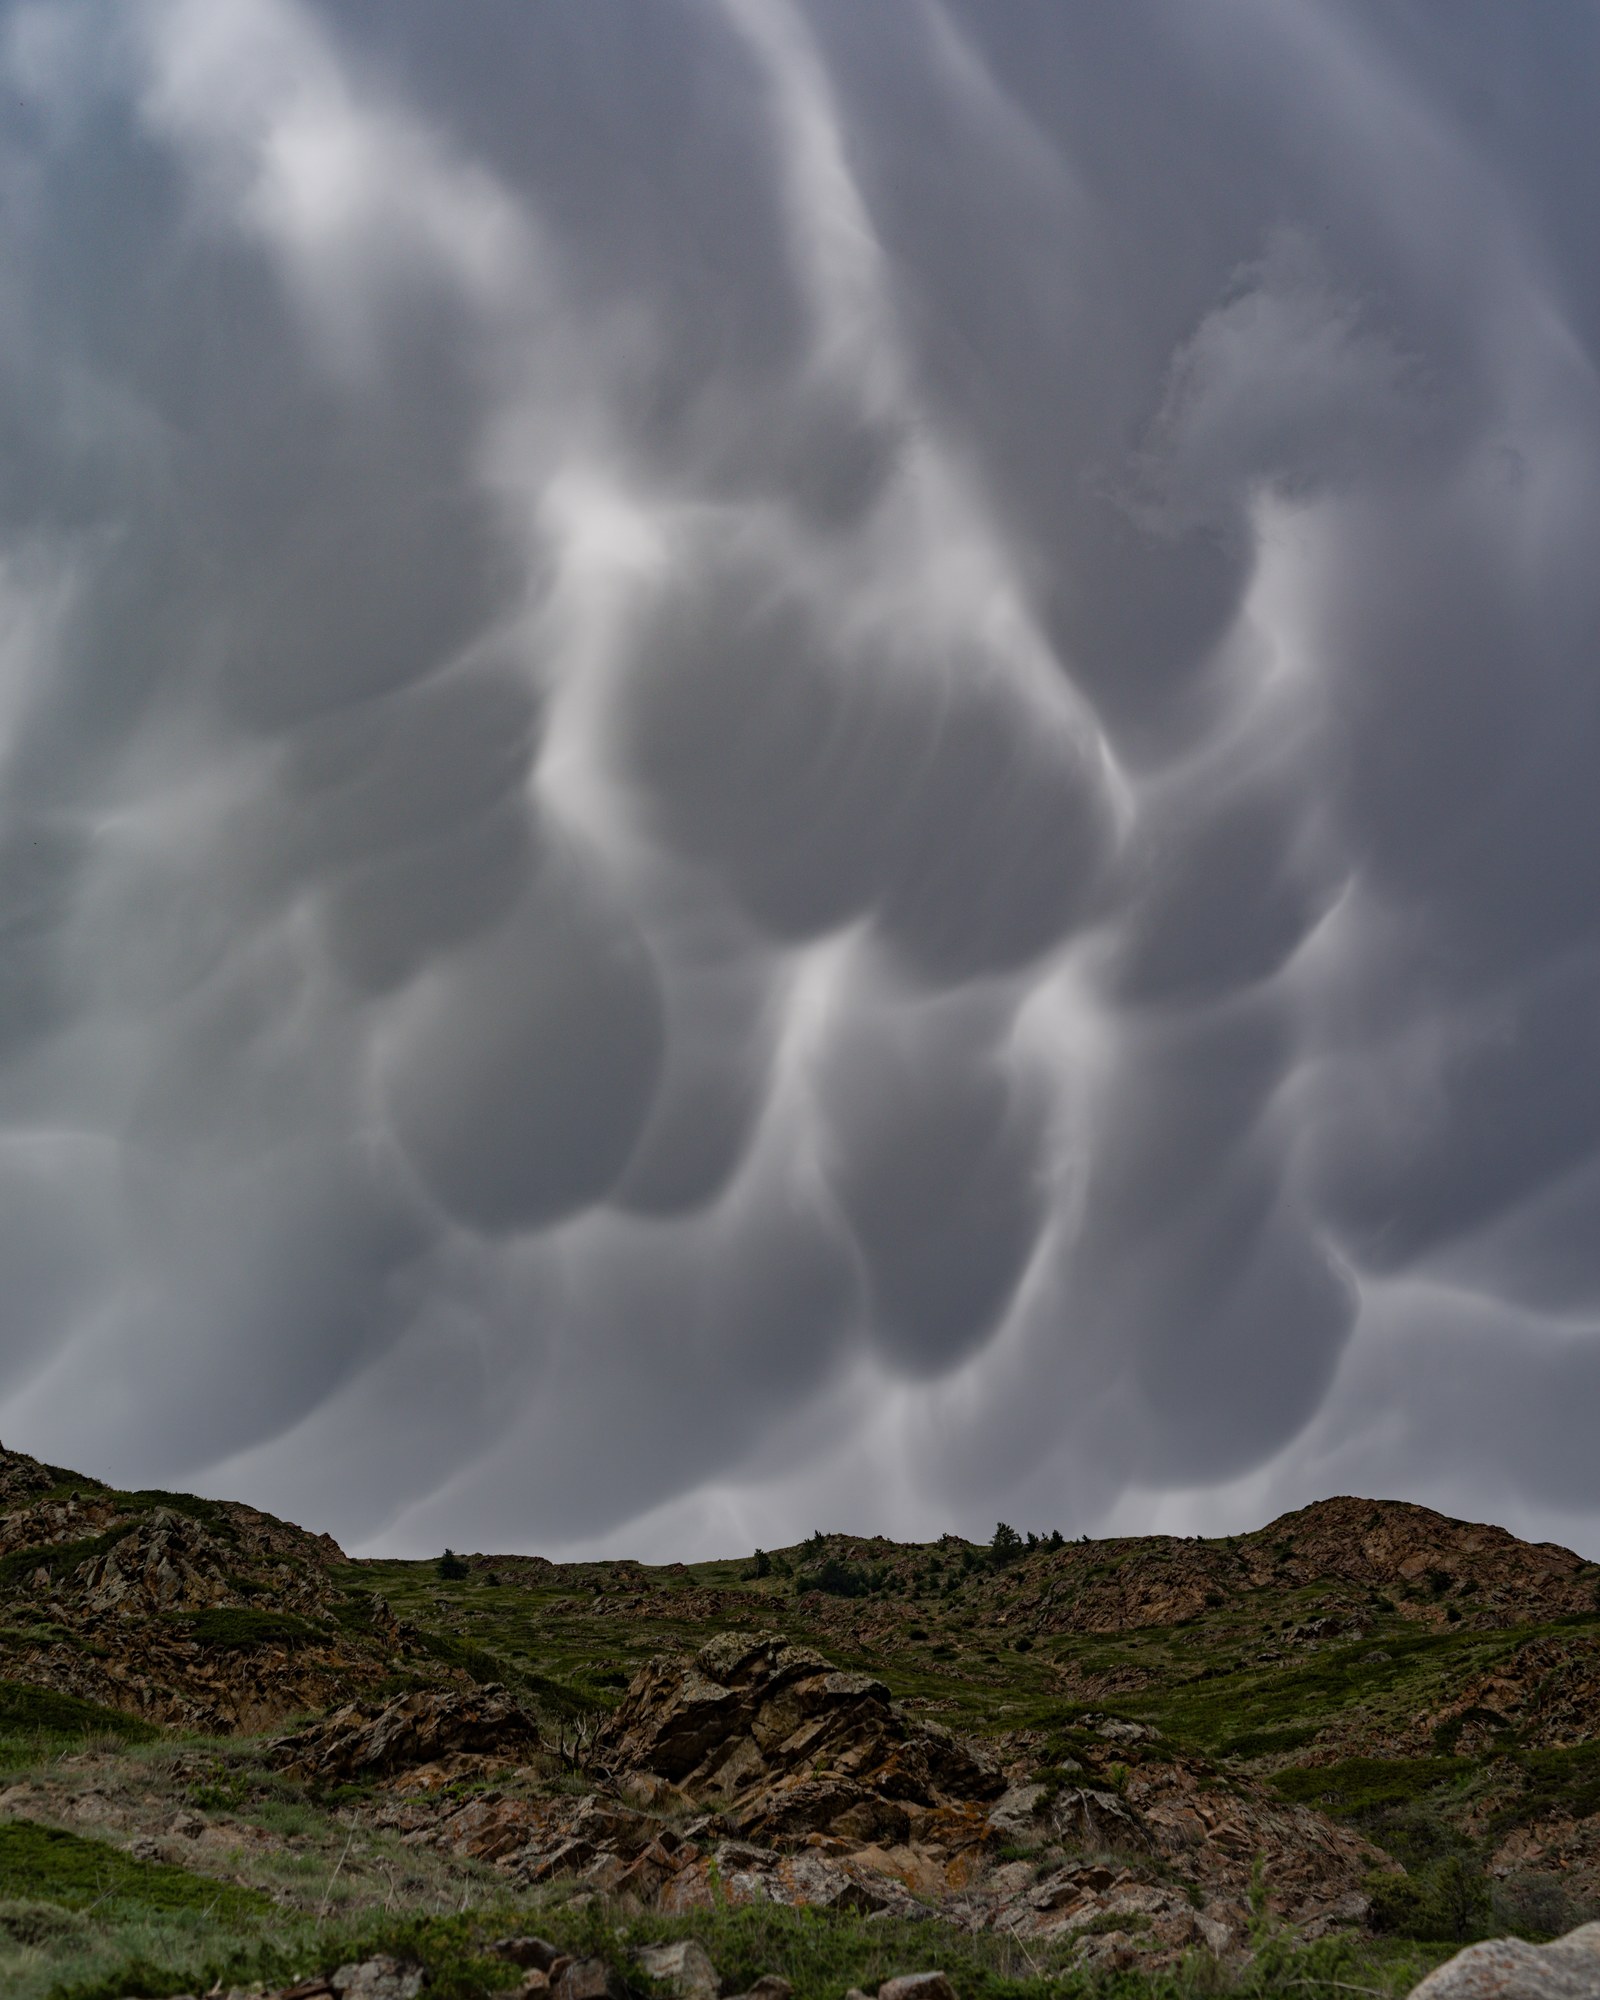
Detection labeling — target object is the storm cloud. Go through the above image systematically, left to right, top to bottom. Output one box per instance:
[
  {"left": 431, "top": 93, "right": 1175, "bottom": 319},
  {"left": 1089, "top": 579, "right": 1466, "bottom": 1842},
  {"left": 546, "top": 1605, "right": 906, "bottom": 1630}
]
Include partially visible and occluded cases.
[{"left": 1, "top": 0, "right": 1598, "bottom": 1558}]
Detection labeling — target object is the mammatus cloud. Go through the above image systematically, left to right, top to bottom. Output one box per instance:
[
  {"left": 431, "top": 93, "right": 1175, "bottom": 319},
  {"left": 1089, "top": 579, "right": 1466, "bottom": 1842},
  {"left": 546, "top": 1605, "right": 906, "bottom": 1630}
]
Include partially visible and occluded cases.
[{"left": 1, "top": 0, "right": 1598, "bottom": 1558}]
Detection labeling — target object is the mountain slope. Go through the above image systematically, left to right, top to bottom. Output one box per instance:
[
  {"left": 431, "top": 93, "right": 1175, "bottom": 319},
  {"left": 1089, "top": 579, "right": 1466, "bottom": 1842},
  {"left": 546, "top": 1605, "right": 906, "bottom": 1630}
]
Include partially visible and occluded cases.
[{"left": 2, "top": 1443, "right": 1598, "bottom": 1999}]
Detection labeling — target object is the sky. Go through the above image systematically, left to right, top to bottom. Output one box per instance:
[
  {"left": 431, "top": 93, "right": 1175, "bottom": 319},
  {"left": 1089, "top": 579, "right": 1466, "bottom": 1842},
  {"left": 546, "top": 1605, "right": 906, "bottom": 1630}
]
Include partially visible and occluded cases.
[{"left": 1, "top": 0, "right": 1598, "bottom": 1562}]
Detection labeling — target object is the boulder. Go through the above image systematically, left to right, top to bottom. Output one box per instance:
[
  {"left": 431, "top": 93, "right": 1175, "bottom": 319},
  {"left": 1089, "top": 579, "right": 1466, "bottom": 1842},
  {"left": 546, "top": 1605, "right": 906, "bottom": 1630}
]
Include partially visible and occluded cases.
[
  {"left": 987, "top": 1782, "right": 1048, "bottom": 1844},
  {"left": 1406, "top": 1920, "right": 1600, "bottom": 1998},
  {"left": 634, "top": 1939, "right": 721, "bottom": 2000},
  {"left": 553, "top": 1959, "right": 628, "bottom": 2000},
  {"left": 330, "top": 1960, "right": 427, "bottom": 2000},
  {"left": 878, "top": 1976, "right": 957, "bottom": 2000}
]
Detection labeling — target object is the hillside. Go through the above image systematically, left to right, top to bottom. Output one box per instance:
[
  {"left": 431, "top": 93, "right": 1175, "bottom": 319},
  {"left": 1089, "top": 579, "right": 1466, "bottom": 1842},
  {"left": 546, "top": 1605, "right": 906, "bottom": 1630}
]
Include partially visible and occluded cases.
[{"left": 2, "top": 1443, "right": 1598, "bottom": 2000}]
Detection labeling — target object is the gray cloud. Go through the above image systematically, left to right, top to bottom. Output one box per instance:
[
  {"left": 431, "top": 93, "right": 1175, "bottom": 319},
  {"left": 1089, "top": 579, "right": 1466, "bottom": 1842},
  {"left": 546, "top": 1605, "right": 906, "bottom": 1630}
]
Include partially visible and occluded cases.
[{"left": 0, "top": 0, "right": 1597, "bottom": 1559}]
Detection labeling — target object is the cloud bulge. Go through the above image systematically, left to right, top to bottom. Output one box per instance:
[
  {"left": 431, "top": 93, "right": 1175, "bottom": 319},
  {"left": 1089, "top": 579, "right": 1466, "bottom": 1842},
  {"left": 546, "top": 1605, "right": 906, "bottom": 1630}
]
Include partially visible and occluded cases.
[{"left": 1, "top": 0, "right": 1598, "bottom": 1559}]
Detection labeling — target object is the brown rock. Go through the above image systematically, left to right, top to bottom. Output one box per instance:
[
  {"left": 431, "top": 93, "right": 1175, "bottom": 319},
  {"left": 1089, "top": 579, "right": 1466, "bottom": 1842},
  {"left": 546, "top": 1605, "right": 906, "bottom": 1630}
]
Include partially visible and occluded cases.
[
  {"left": 594, "top": 1634, "right": 1000, "bottom": 1848},
  {"left": 276, "top": 1686, "right": 539, "bottom": 1781},
  {"left": 1050, "top": 1787, "right": 1151, "bottom": 1854},
  {"left": 490, "top": 1939, "right": 563, "bottom": 1973},
  {"left": 553, "top": 1958, "right": 628, "bottom": 2000}
]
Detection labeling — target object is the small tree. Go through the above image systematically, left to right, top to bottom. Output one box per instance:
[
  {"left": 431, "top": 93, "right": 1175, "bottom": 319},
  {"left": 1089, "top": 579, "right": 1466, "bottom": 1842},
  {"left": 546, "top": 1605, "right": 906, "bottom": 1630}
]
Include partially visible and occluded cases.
[
  {"left": 990, "top": 1522, "right": 1023, "bottom": 1568},
  {"left": 436, "top": 1548, "right": 469, "bottom": 1581}
]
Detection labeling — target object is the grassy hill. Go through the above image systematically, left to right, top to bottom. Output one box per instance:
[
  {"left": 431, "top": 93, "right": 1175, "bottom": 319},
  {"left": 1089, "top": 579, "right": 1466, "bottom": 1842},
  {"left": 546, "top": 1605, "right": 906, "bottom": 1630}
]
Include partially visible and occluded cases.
[{"left": 2, "top": 1445, "right": 1597, "bottom": 2000}]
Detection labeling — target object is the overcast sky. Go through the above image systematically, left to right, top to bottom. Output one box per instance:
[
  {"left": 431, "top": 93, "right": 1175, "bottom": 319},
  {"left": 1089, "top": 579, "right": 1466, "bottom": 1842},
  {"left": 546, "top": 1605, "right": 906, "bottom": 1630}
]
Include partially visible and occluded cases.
[{"left": 1, "top": 0, "right": 1597, "bottom": 1560}]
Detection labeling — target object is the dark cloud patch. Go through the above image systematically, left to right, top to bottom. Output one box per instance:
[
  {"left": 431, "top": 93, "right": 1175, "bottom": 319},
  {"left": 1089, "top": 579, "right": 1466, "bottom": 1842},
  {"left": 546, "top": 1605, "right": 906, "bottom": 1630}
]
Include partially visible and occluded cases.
[
  {"left": 0, "top": 0, "right": 1596, "bottom": 1559},
  {"left": 623, "top": 555, "right": 1111, "bottom": 977},
  {"left": 621, "top": 559, "right": 908, "bottom": 939},
  {"left": 1107, "top": 763, "right": 1343, "bottom": 1008},
  {"left": 0, "top": 815, "right": 88, "bottom": 1061},
  {"left": 384, "top": 845, "right": 666, "bottom": 1233},
  {"left": 612, "top": 913, "right": 775, "bottom": 1216},
  {"left": 1313, "top": 951, "right": 1600, "bottom": 1276},
  {"left": 818, "top": 997, "right": 1043, "bottom": 1374},
  {"left": 0, "top": 1134, "right": 118, "bottom": 1395}
]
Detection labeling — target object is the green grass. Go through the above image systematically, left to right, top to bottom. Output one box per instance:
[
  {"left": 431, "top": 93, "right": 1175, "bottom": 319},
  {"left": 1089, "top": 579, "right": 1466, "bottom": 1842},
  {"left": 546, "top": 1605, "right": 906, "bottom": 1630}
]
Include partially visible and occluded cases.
[
  {"left": 176, "top": 1607, "right": 318, "bottom": 1649},
  {"left": 0, "top": 1680, "right": 157, "bottom": 1771},
  {"left": 0, "top": 1682, "right": 157, "bottom": 1745},
  {"left": 1215, "top": 1723, "right": 1320, "bottom": 1761},
  {"left": 1491, "top": 1738, "right": 1600, "bottom": 1836},
  {"left": 1271, "top": 1757, "right": 1469, "bottom": 1818},
  {"left": 0, "top": 1820, "right": 269, "bottom": 1922},
  {"left": 33, "top": 1889, "right": 1453, "bottom": 2000}
]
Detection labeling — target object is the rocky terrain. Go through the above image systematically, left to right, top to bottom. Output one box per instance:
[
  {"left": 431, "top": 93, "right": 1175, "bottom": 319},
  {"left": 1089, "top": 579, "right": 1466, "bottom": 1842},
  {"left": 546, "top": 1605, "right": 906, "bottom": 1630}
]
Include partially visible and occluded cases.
[{"left": 2, "top": 1441, "right": 1599, "bottom": 2000}]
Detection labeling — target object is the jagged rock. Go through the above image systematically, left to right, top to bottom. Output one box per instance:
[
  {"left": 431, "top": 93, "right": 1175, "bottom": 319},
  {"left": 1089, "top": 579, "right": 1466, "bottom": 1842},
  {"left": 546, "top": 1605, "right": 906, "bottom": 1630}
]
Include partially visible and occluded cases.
[
  {"left": 77, "top": 1511, "right": 236, "bottom": 1614},
  {"left": 594, "top": 1633, "right": 1001, "bottom": 1846},
  {"left": 275, "top": 1686, "right": 539, "bottom": 1781},
  {"left": 1050, "top": 1787, "right": 1152, "bottom": 1853},
  {"left": 411, "top": 1793, "right": 546, "bottom": 1863},
  {"left": 1406, "top": 1920, "right": 1600, "bottom": 1997},
  {"left": 634, "top": 1939, "right": 721, "bottom": 2000}
]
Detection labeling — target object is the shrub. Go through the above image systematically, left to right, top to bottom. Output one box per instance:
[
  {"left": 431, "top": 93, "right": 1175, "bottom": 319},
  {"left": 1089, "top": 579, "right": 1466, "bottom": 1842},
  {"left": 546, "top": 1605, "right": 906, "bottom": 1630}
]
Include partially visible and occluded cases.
[
  {"left": 990, "top": 1522, "right": 1023, "bottom": 1568},
  {"left": 435, "top": 1549, "right": 469, "bottom": 1582},
  {"left": 794, "top": 1556, "right": 871, "bottom": 1599},
  {"left": 180, "top": 1608, "right": 315, "bottom": 1650},
  {"left": 0, "top": 1680, "right": 157, "bottom": 1745},
  {"left": 1272, "top": 1756, "right": 1463, "bottom": 1818},
  {"left": 1368, "top": 1854, "right": 1491, "bottom": 1944},
  {"left": 1492, "top": 1871, "right": 1600, "bottom": 1941}
]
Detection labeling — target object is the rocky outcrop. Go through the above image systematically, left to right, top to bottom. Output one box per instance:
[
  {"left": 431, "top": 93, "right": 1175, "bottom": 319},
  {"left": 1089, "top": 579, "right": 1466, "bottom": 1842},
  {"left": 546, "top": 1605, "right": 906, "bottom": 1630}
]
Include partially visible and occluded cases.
[
  {"left": 0, "top": 1445, "right": 435, "bottom": 1731},
  {"left": 979, "top": 1498, "right": 1600, "bottom": 1642},
  {"left": 75, "top": 1510, "right": 237, "bottom": 1614},
  {"left": 594, "top": 1632, "right": 1002, "bottom": 1846},
  {"left": 375, "top": 1635, "right": 1385, "bottom": 1965},
  {"left": 275, "top": 1686, "right": 540, "bottom": 1782},
  {"left": 1407, "top": 1919, "right": 1600, "bottom": 1998}
]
